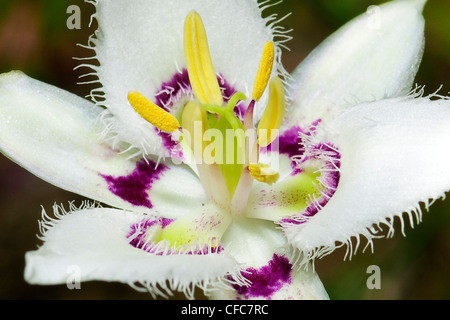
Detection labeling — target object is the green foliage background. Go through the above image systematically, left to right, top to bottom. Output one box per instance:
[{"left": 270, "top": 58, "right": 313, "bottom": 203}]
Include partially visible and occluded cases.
[{"left": 0, "top": 0, "right": 449, "bottom": 299}]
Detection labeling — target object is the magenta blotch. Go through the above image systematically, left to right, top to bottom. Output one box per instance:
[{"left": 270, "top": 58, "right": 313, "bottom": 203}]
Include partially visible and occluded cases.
[
  {"left": 153, "top": 69, "right": 243, "bottom": 116},
  {"left": 154, "top": 69, "right": 192, "bottom": 112},
  {"left": 262, "top": 120, "right": 322, "bottom": 157},
  {"left": 261, "top": 125, "right": 306, "bottom": 175},
  {"left": 281, "top": 141, "right": 341, "bottom": 225},
  {"left": 100, "top": 160, "right": 168, "bottom": 208},
  {"left": 232, "top": 254, "right": 292, "bottom": 299}
]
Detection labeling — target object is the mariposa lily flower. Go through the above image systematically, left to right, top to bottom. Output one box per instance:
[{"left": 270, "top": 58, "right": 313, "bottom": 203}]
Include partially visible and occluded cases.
[{"left": 0, "top": 0, "right": 449, "bottom": 300}]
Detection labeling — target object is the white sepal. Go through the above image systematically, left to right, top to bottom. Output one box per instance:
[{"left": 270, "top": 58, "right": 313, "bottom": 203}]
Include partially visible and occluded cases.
[{"left": 288, "top": 0, "right": 426, "bottom": 126}]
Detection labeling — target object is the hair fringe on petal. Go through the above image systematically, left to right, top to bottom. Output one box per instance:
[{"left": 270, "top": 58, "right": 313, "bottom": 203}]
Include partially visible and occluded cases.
[
  {"left": 76, "top": 1, "right": 167, "bottom": 160},
  {"left": 287, "top": 193, "right": 448, "bottom": 271},
  {"left": 37, "top": 200, "right": 102, "bottom": 243},
  {"left": 126, "top": 263, "right": 250, "bottom": 300}
]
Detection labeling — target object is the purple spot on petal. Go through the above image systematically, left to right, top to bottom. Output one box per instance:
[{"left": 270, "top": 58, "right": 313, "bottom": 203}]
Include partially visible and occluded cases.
[
  {"left": 154, "top": 69, "right": 242, "bottom": 114},
  {"left": 154, "top": 70, "right": 192, "bottom": 112},
  {"left": 262, "top": 121, "right": 323, "bottom": 159},
  {"left": 261, "top": 126, "right": 304, "bottom": 175},
  {"left": 262, "top": 126, "right": 302, "bottom": 158},
  {"left": 278, "top": 126, "right": 304, "bottom": 159},
  {"left": 158, "top": 129, "right": 185, "bottom": 160},
  {"left": 280, "top": 141, "right": 341, "bottom": 225},
  {"left": 100, "top": 160, "right": 168, "bottom": 208},
  {"left": 128, "top": 218, "right": 159, "bottom": 248},
  {"left": 161, "top": 218, "right": 174, "bottom": 229},
  {"left": 233, "top": 254, "right": 292, "bottom": 299}
]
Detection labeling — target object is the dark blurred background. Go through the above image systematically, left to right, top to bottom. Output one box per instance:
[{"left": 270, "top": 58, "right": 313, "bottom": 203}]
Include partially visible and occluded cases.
[{"left": 0, "top": 0, "right": 449, "bottom": 300}]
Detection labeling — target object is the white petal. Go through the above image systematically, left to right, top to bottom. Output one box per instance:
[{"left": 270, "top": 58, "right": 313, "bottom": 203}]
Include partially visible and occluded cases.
[
  {"left": 88, "top": 0, "right": 286, "bottom": 156},
  {"left": 287, "top": 0, "right": 426, "bottom": 126},
  {"left": 0, "top": 71, "right": 205, "bottom": 216},
  {"left": 285, "top": 94, "right": 450, "bottom": 264},
  {"left": 145, "top": 163, "right": 207, "bottom": 218},
  {"left": 25, "top": 207, "right": 243, "bottom": 299},
  {"left": 223, "top": 219, "right": 286, "bottom": 268}
]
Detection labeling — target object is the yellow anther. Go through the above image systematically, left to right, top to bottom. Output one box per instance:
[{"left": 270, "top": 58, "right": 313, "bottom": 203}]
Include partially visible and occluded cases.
[
  {"left": 184, "top": 11, "right": 223, "bottom": 106},
  {"left": 252, "top": 41, "right": 275, "bottom": 101},
  {"left": 257, "top": 76, "right": 285, "bottom": 147},
  {"left": 128, "top": 91, "right": 180, "bottom": 132},
  {"left": 181, "top": 100, "right": 207, "bottom": 157},
  {"left": 248, "top": 163, "right": 280, "bottom": 185}
]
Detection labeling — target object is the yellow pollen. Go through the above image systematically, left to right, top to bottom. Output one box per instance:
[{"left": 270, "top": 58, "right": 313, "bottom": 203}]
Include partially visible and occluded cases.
[
  {"left": 184, "top": 11, "right": 223, "bottom": 106},
  {"left": 252, "top": 41, "right": 275, "bottom": 101},
  {"left": 257, "top": 76, "right": 285, "bottom": 147},
  {"left": 128, "top": 91, "right": 180, "bottom": 132},
  {"left": 248, "top": 163, "right": 280, "bottom": 185}
]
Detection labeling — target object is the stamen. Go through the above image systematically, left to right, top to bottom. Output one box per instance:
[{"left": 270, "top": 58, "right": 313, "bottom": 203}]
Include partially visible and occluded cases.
[
  {"left": 184, "top": 11, "right": 223, "bottom": 106},
  {"left": 252, "top": 41, "right": 275, "bottom": 102},
  {"left": 257, "top": 76, "right": 285, "bottom": 147},
  {"left": 128, "top": 91, "right": 180, "bottom": 132},
  {"left": 181, "top": 100, "right": 207, "bottom": 157},
  {"left": 248, "top": 163, "right": 280, "bottom": 185}
]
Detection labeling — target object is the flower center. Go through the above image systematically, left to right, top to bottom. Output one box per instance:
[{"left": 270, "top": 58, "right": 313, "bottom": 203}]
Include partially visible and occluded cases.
[
  {"left": 127, "top": 10, "right": 285, "bottom": 214},
  {"left": 123, "top": 11, "right": 341, "bottom": 255}
]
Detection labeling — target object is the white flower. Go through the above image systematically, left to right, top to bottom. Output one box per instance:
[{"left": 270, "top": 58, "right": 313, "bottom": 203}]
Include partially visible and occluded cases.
[{"left": 0, "top": 0, "right": 449, "bottom": 300}]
